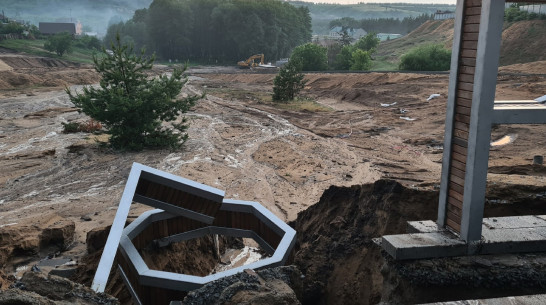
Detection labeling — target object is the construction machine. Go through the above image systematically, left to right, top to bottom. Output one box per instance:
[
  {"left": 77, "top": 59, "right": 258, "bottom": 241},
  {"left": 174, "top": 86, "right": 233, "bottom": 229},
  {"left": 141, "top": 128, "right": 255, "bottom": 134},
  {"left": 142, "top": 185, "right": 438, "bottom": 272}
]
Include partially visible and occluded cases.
[{"left": 237, "top": 54, "right": 264, "bottom": 69}]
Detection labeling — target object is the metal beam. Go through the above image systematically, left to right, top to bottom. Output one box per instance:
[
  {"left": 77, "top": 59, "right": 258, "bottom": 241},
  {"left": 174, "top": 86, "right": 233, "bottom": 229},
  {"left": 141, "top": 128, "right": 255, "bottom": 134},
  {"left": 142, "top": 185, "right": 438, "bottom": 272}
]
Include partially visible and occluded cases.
[
  {"left": 437, "top": 0, "right": 466, "bottom": 228},
  {"left": 460, "top": 0, "right": 506, "bottom": 242},
  {"left": 493, "top": 106, "right": 546, "bottom": 124},
  {"left": 91, "top": 163, "right": 142, "bottom": 292},
  {"left": 133, "top": 194, "right": 215, "bottom": 224}
]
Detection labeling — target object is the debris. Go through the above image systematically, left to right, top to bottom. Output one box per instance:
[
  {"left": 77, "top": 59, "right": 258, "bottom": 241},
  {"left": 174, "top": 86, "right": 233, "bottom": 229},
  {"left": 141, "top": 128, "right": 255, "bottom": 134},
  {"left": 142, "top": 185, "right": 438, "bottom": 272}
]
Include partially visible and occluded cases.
[
  {"left": 427, "top": 94, "right": 441, "bottom": 101},
  {"left": 535, "top": 95, "right": 546, "bottom": 103},
  {"left": 381, "top": 102, "right": 397, "bottom": 107},
  {"left": 399, "top": 108, "right": 409, "bottom": 114},
  {"left": 400, "top": 116, "right": 416, "bottom": 121},
  {"left": 490, "top": 134, "right": 517, "bottom": 147}
]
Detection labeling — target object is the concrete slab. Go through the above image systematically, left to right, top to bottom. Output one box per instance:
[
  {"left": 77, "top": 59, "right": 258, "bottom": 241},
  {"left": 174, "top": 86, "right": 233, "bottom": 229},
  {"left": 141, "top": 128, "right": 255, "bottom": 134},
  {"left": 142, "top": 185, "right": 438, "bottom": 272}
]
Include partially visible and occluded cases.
[
  {"left": 383, "top": 215, "right": 546, "bottom": 260},
  {"left": 483, "top": 215, "right": 546, "bottom": 230},
  {"left": 406, "top": 220, "right": 442, "bottom": 233},
  {"left": 382, "top": 232, "right": 466, "bottom": 260},
  {"left": 421, "top": 294, "right": 546, "bottom": 305}
]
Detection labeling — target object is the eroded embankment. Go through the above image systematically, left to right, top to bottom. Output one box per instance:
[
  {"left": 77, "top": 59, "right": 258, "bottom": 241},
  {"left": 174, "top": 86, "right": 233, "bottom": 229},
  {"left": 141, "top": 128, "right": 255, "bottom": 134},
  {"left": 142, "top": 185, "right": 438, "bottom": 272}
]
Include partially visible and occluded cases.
[{"left": 290, "top": 179, "right": 546, "bottom": 304}]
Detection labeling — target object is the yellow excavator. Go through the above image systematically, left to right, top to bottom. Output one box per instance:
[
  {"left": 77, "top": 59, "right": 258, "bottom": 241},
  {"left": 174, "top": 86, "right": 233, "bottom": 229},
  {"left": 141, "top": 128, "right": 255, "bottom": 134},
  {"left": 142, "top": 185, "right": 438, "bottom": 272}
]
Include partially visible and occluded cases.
[{"left": 237, "top": 54, "right": 264, "bottom": 69}]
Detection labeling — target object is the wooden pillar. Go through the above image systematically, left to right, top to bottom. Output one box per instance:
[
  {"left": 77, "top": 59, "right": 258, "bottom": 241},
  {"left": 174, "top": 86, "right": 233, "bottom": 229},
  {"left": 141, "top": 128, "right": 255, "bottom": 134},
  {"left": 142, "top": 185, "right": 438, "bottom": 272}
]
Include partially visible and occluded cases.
[{"left": 437, "top": 0, "right": 505, "bottom": 242}]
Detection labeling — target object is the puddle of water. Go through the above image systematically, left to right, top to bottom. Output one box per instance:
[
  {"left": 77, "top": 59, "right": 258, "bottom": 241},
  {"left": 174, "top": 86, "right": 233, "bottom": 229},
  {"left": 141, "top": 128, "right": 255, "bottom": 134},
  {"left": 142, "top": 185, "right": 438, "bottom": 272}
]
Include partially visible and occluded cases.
[
  {"left": 491, "top": 134, "right": 517, "bottom": 147},
  {"left": 213, "top": 246, "right": 263, "bottom": 274}
]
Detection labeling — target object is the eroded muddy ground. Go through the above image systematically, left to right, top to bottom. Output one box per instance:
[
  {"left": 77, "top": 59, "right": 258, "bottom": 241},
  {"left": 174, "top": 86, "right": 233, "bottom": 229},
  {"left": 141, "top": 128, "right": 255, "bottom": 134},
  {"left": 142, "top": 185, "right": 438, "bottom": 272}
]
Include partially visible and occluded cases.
[{"left": 0, "top": 54, "right": 545, "bottom": 302}]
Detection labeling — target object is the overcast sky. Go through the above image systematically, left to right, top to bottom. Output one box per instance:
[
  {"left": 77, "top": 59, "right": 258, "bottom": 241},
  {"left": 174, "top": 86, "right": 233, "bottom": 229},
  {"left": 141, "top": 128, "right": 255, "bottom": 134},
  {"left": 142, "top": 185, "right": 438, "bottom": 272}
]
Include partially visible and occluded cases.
[{"left": 297, "top": 0, "right": 456, "bottom": 4}]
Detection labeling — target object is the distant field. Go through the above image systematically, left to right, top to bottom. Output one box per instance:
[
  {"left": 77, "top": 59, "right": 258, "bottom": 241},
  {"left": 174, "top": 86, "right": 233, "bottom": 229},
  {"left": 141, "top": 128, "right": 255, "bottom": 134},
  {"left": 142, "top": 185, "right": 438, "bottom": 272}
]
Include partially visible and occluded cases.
[{"left": 0, "top": 39, "right": 97, "bottom": 64}]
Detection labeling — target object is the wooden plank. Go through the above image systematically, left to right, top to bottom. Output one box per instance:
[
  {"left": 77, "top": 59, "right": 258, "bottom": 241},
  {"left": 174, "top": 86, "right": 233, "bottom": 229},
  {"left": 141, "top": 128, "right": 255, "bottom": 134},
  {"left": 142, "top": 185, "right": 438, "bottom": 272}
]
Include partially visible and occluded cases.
[
  {"left": 466, "top": 0, "right": 482, "bottom": 8},
  {"left": 465, "top": 6, "right": 482, "bottom": 16},
  {"left": 465, "top": 15, "right": 481, "bottom": 25},
  {"left": 463, "top": 23, "right": 480, "bottom": 33},
  {"left": 462, "top": 32, "right": 480, "bottom": 41},
  {"left": 461, "top": 39, "right": 478, "bottom": 50},
  {"left": 461, "top": 48, "right": 477, "bottom": 58},
  {"left": 460, "top": 57, "right": 476, "bottom": 67},
  {"left": 460, "top": 65, "right": 476, "bottom": 75},
  {"left": 458, "top": 73, "right": 474, "bottom": 83},
  {"left": 458, "top": 82, "right": 474, "bottom": 92},
  {"left": 457, "top": 89, "right": 473, "bottom": 100},
  {"left": 457, "top": 97, "right": 473, "bottom": 108},
  {"left": 456, "top": 104, "right": 471, "bottom": 116},
  {"left": 455, "top": 113, "right": 471, "bottom": 124},
  {"left": 454, "top": 121, "right": 469, "bottom": 132},
  {"left": 453, "top": 128, "right": 469, "bottom": 140},
  {"left": 452, "top": 136, "right": 468, "bottom": 148},
  {"left": 452, "top": 143, "right": 468, "bottom": 156},
  {"left": 452, "top": 150, "right": 467, "bottom": 163},
  {"left": 451, "top": 159, "right": 466, "bottom": 171},
  {"left": 450, "top": 166, "right": 465, "bottom": 179},
  {"left": 450, "top": 173, "right": 465, "bottom": 187},
  {"left": 450, "top": 182, "right": 464, "bottom": 196},
  {"left": 449, "top": 188, "right": 464, "bottom": 202},
  {"left": 448, "top": 196, "right": 464, "bottom": 210},
  {"left": 447, "top": 205, "right": 462, "bottom": 219},
  {"left": 447, "top": 210, "right": 462, "bottom": 224},
  {"left": 447, "top": 218, "right": 462, "bottom": 232}
]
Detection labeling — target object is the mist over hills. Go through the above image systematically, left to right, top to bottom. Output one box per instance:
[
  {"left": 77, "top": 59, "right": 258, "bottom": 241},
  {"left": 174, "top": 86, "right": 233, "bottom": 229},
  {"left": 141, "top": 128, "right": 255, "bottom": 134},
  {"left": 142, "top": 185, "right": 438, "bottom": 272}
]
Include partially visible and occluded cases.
[
  {"left": 1, "top": 0, "right": 152, "bottom": 36},
  {"left": 2, "top": 0, "right": 456, "bottom": 37}
]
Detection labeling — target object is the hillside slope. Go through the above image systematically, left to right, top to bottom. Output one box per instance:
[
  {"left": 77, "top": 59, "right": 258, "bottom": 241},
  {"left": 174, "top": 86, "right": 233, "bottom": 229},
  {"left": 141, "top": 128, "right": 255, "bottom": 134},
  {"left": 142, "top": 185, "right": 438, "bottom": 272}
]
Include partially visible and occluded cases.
[{"left": 376, "top": 19, "right": 546, "bottom": 67}]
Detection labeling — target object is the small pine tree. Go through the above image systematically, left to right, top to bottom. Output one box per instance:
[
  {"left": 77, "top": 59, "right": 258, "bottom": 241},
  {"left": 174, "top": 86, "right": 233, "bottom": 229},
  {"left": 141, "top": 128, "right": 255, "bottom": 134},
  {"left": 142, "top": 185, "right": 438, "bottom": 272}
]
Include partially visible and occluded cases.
[
  {"left": 66, "top": 34, "right": 200, "bottom": 151},
  {"left": 272, "top": 58, "right": 307, "bottom": 102}
]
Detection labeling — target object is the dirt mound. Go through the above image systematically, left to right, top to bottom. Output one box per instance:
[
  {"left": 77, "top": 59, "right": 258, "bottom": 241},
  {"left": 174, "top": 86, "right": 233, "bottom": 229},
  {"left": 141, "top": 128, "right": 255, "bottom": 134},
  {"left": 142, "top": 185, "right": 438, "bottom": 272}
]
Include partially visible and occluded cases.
[
  {"left": 376, "top": 19, "right": 454, "bottom": 62},
  {"left": 377, "top": 19, "right": 546, "bottom": 66},
  {"left": 500, "top": 20, "right": 546, "bottom": 66},
  {"left": 0, "top": 55, "right": 80, "bottom": 70},
  {"left": 0, "top": 59, "right": 12, "bottom": 71},
  {"left": 499, "top": 60, "right": 546, "bottom": 74},
  {"left": 0, "top": 69, "right": 99, "bottom": 90},
  {"left": 291, "top": 179, "right": 546, "bottom": 304},
  {"left": 291, "top": 180, "right": 439, "bottom": 304},
  {"left": 0, "top": 214, "right": 75, "bottom": 267},
  {"left": 183, "top": 266, "right": 302, "bottom": 305},
  {"left": 0, "top": 270, "right": 118, "bottom": 304}
]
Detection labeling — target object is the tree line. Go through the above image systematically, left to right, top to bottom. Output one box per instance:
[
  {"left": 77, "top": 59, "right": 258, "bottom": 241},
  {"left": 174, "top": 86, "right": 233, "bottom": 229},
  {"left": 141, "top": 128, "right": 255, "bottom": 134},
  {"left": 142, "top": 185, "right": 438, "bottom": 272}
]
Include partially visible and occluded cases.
[
  {"left": 104, "top": 0, "right": 312, "bottom": 63},
  {"left": 330, "top": 14, "right": 432, "bottom": 35}
]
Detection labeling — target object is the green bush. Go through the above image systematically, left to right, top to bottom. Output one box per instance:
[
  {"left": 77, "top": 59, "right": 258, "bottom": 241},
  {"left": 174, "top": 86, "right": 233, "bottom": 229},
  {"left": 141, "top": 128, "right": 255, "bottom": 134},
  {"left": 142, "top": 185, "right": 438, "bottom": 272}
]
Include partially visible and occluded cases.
[
  {"left": 44, "top": 32, "right": 73, "bottom": 56},
  {"left": 354, "top": 33, "right": 380, "bottom": 53},
  {"left": 66, "top": 34, "right": 200, "bottom": 151},
  {"left": 74, "top": 35, "right": 102, "bottom": 50},
  {"left": 290, "top": 43, "right": 328, "bottom": 71},
  {"left": 399, "top": 44, "right": 451, "bottom": 71},
  {"left": 335, "top": 45, "right": 353, "bottom": 70},
  {"left": 350, "top": 49, "right": 372, "bottom": 70},
  {"left": 272, "top": 58, "right": 307, "bottom": 102}
]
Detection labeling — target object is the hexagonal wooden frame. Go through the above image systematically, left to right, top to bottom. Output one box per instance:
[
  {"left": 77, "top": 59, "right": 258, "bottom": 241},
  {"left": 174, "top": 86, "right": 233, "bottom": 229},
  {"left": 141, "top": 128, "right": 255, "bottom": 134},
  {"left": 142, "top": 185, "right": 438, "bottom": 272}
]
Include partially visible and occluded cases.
[{"left": 91, "top": 163, "right": 296, "bottom": 305}]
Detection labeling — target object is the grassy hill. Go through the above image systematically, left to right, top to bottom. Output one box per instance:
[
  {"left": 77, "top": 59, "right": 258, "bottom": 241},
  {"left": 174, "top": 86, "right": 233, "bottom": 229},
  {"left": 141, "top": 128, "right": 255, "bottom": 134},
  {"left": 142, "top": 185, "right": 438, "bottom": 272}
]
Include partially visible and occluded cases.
[
  {"left": 1, "top": 0, "right": 152, "bottom": 36},
  {"left": 289, "top": 1, "right": 456, "bottom": 34},
  {"left": 374, "top": 18, "right": 546, "bottom": 69},
  {"left": 0, "top": 39, "right": 97, "bottom": 64}
]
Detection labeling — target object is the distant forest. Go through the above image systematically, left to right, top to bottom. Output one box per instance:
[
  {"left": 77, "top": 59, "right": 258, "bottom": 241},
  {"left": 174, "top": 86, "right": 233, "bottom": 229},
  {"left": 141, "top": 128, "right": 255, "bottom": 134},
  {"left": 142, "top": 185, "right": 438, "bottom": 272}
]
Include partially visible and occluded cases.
[
  {"left": 105, "top": 0, "right": 311, "bottom": 63},
  {"left": 289, "top": 1, "right": 456, "bottom": 34},
  {"left": 330, "top": 14, "right": 433, "bottom": 35}
]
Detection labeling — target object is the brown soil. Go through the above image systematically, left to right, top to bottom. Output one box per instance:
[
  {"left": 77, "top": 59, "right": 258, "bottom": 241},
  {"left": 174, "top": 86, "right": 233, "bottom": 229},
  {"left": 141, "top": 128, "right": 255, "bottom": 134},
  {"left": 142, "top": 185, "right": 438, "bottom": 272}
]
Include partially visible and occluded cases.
[
  {"left": 377, "top": 19, "right": 546, "bottom": 67},
  {"left": 0, "top": 50, "right": 545, "bottom": 303}
]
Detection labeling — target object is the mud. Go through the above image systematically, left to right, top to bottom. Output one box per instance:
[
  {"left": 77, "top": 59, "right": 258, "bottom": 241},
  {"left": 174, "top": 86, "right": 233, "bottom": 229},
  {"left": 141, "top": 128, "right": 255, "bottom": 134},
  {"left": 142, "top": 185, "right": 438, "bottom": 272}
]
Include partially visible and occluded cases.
[{"left": 0, "top": 52, "right": 545, "bottom": 304}]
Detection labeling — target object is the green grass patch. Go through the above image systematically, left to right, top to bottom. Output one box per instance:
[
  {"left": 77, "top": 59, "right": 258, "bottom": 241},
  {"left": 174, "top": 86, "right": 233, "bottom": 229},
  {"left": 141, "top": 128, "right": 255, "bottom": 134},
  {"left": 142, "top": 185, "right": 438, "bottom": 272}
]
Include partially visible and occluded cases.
[
  {"left": 0, "top": 39, "right": 97, "bottom": 64},
  {"left": 372, "top": 58, "right": 398, "bottom": 71},
  {"left": 271, "top": 97, "right": 333, "bottom": 112}
]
